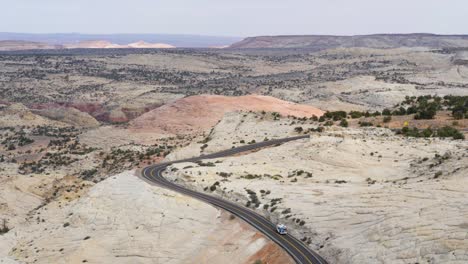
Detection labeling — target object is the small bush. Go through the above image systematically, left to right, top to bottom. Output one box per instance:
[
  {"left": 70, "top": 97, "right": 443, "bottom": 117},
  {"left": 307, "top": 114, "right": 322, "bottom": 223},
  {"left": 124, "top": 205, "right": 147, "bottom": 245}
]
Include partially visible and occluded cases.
[
  {"left": 324, "top": 111, "right": 347, "bottom": 121},
  {"left": 349, "top": 111, "right": 363, "bottom": 119},
  {"left": 339, "top": 119, "right": 348, "bottom": 127},
  {"left": 359, "top": 121, "right": 373, "bottom": 127},
  {"left": 294, "top": 126, "right": 304, "bottom": 133},
  {"left": 436, "top": 126, "right": 465, "bottom": 139},
  {"left": 334, "top": 180, "right": 347, "bottom": 184}
]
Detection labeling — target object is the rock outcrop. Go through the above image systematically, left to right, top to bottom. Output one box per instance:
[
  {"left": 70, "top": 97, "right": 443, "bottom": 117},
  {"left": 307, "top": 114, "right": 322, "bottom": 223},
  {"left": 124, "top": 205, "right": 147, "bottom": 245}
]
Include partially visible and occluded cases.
[
  {"left": 130, "top": 94, "right": 324, "bottom": 134},
  {"left": 0, "top": 103, "right": 67, "bottom": 127},
  {"left": 32, "top": 107, "right": 100, "bottom": 128}
]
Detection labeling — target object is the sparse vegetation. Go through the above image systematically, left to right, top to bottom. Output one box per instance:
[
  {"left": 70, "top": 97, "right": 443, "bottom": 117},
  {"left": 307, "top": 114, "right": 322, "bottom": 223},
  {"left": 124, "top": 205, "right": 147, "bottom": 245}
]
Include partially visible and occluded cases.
[
  {"left": 359, "top": 121, "right": 373, "bottom": 127},
  {"left": 397, "top": 126, "right": 464, "bottom": 140}
]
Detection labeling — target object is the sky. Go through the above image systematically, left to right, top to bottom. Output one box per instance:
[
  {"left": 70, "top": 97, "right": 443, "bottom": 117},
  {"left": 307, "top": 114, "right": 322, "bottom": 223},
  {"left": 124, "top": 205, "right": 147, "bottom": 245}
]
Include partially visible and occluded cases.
[{"left": 1, "top": 0, "right": 467, "bottom": 37}]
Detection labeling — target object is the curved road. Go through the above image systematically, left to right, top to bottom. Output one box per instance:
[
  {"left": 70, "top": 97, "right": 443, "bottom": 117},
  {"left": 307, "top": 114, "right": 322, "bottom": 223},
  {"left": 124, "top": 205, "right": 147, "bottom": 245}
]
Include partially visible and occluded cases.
[{"left": 141, "top": 135, "right": 328, "bottom": 264}]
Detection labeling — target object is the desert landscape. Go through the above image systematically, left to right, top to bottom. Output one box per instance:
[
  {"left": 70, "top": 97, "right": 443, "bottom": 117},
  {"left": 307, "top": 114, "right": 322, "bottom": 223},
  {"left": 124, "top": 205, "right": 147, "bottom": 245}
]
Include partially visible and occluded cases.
[{"left": 0, "top": 33, "right": 467, "bottom": 264}]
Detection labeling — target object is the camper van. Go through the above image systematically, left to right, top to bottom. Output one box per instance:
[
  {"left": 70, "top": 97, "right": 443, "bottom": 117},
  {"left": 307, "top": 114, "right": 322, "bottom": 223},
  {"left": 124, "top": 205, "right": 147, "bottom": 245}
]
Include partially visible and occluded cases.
[{"left": 276, "top": 224, "right": 287, "bottom": 235}]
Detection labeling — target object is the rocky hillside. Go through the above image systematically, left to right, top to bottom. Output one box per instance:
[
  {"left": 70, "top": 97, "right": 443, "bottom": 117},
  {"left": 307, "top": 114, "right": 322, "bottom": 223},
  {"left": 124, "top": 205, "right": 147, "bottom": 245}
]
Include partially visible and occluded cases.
[
  {"left": 229, "top": 34, "right": 468, "bottom": 49},
  {"left": 0, "top": 40, "right": 61, "bottom": 51}
]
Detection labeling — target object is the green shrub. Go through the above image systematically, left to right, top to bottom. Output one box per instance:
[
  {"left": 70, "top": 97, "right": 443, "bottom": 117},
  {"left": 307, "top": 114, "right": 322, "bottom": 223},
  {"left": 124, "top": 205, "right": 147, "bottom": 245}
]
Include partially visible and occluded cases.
[
  {"left": 324, "top": 111, "right": 347, "bottom": 121},
  {"left": 349, "top": 111, "right": 363, "bottom": 119},
  {"left": 339, "top": 119, "right": 348, "bottom": 127},
  {"left": 359, "top": 121, "right": 373, "bottom": 127},
  {"left": 294, "top": 126, "right": 303, "bottom": 133},
  {"left": 399, "top": 126, "right": 464, "bottom": 140},
  {"left": 436, "top": 126, "right": 465, "bottom": 139}
]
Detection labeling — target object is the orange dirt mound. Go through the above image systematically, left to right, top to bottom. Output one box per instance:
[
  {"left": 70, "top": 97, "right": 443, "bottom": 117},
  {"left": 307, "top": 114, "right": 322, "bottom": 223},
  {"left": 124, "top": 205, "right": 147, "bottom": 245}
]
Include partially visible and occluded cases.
[{"left": 130, "top": 94, "right": 324, "bottom": 134}]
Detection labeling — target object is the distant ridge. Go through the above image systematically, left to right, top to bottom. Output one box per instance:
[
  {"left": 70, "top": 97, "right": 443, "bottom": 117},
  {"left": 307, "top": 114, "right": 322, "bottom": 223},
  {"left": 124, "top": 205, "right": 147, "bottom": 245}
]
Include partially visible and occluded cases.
[
  {"left": 0, "top": 32, "right": 241, "bottom": 48},
  {"left": 229, "top": 33, "right": 468, "bottom": 50},
  {"left": 0, "top": 40, "right": 61, "bottom": 51},
  {"left": 0, "top": 40, "right": 176, "bottom": 51}
]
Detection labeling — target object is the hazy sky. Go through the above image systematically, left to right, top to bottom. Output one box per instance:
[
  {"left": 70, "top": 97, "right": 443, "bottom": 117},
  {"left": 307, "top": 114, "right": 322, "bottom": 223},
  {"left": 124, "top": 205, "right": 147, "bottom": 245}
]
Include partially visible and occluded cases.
[{"left": 1, "top": 0, "right": 467, "bottom": 37}]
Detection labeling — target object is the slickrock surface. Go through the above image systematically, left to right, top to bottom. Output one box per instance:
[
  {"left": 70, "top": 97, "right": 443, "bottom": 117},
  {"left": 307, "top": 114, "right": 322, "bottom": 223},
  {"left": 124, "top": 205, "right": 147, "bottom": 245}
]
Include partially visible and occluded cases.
[
  {"left": 130, "top": 94, "right": 324, "bottom": 134},
  {"left": 165, "top": 112, "right": 468, "bottom": 264},
  {"left": 0, "top": 171, "right": 292, "bottom": 264}
]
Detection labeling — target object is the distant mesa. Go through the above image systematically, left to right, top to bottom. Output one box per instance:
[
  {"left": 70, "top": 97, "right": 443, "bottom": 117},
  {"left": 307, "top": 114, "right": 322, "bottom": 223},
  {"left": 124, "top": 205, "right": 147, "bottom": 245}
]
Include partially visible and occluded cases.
[
  {"left": 0, "top": 33, "right": 241, "bottom": 48},
  {"left": 6, "top": 33, "right": 468, "bottom": 51},
  {"left": 229, "top": 33, "right": 468, "bottom": 50},
  {"left": 0, "top": 39, "right": 175, "bottom": 51},
  {"left": 63, "top": 40, "right": 121, "bottom": 49},
  {"left": 64, "top": 40, "right": 175, "bottom": 49},
  {"left": 65, "top": 40, "right": 175, "bottom": 49},
  {"left": 127, "top": 41, "right": 175, "bottom": 49},
  {"left": 209, "top": 45, "right": 230, "bottom": 49}
]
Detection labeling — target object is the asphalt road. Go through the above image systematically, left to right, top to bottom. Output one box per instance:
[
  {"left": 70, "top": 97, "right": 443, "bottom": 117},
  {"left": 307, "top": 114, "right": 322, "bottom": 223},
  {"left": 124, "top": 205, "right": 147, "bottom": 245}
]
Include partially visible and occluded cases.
[{"left": 141, "top": 135, "right": 328, "bottom": 264}]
